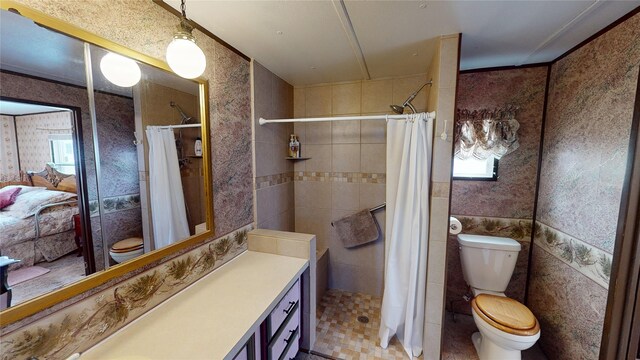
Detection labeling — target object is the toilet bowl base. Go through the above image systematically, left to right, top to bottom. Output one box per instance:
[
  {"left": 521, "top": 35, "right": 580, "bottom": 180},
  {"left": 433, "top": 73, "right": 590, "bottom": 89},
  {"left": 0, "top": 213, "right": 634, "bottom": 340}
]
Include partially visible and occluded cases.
[{"left": 472, "top": 332, "right": 521, "bottom": 360}]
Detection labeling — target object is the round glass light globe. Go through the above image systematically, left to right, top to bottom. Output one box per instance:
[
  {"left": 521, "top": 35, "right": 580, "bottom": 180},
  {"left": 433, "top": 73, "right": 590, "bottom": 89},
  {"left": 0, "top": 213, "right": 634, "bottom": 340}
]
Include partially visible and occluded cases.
[
  {"left": 166, "top": 38, "right": 206, "bottom": 79},
  {"left": 99, "top": 52, "right": 141, "bottom": 88}
]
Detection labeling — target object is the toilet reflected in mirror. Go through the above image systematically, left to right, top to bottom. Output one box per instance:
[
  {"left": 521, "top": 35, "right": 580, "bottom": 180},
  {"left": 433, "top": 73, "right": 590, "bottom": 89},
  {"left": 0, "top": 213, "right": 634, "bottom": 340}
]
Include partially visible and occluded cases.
[
  {"left": 0, "top": 7, "right": 210, "bottom": 309},
  {"left": 108, "top": 237, "right": 144, "bottom": 264}
]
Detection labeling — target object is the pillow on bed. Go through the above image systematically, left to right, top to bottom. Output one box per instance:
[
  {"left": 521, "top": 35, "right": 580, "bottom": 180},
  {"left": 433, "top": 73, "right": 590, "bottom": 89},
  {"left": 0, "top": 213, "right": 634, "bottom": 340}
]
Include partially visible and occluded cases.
[
  {"left": 1, "top": 185, "right": 46, "bottom": 195},
  {"left": 0, "top": 187, "right": 21, "bottom": 210},
  {"left": 3, "top": 188, "right": 77, "bottom": 218}
]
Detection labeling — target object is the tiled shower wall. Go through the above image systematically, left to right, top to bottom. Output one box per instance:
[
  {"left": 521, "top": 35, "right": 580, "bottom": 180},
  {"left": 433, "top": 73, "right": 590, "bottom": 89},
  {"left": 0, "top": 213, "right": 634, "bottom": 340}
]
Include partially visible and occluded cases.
[
  {"left": 1, "top": 1, "right": 254, "bottom": 358},
  {"left": 528, "top": 12, "right": 640, "bottom": 360},
  {"left": 423, "top": 34, "right": 459, "bottom": 360},
  {"left": 252, "top": 61, "right": 295, "bottom": 231},
  {"left": 447, "top": 66, "right": 548, "bottom": 315},
  {"left": 292, "top": 73, "right": 430, "bottom": 297}
]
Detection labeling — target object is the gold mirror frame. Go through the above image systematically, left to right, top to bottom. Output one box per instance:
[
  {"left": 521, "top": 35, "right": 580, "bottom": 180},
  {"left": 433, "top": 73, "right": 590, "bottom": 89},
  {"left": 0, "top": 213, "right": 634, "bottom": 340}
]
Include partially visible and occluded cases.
[{"left": 0, "top": 1, "right": 214, "bottom": 326}]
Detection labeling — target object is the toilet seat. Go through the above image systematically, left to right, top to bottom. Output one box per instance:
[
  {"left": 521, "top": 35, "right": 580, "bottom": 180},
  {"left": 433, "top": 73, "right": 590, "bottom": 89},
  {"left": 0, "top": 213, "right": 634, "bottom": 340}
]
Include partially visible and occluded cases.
[
  {"left": 111, "top": 237, "right": 143, "bottom": 253},
  {"left": 471, "top": 294, "right": 539, "bottom": 336}
]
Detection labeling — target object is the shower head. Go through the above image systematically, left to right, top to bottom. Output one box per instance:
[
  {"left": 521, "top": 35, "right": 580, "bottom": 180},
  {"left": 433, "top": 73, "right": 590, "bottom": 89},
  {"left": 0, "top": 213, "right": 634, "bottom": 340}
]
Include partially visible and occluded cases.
[
  {"left": 389, "top": 80, "right": 433, "bottom": 114},
  {"left": 170, "top": 101, "right": 194, "bottom": 124},
  {"left": 390, "top": 104, "right": 406, "bottom": 114}
]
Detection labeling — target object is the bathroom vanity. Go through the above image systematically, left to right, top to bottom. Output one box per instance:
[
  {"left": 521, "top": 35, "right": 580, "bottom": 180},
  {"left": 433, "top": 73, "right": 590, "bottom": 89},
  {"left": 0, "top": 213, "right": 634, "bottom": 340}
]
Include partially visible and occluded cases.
[{"left": 81, "top": 251, "right": 309, "bottom": 359}]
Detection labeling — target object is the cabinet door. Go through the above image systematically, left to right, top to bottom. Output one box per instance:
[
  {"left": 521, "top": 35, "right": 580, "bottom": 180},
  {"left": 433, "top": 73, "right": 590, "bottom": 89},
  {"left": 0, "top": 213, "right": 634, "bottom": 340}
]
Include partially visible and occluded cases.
[
  {"left": 234, "top": 334, "right": 256, "bottom": 360},
  {"left": 233, "top": 346, "right": 248, "bottom": 360}
]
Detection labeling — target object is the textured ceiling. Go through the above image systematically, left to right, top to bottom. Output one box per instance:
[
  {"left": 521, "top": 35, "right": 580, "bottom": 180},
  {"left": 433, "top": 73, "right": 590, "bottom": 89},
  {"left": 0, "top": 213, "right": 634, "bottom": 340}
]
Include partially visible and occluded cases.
[{"left": 165, "top": 0, "right": 639, "bottom": 86}]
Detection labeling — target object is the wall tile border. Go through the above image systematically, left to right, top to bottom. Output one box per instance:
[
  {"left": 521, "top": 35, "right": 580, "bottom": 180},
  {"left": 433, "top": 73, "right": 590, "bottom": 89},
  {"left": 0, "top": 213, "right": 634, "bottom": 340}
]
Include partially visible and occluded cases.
[
  {"left": 293, "top": 171, "right": 386, "bottom": 184},
  {"left": 255, "top": 172, "right": 294, "bottom": 190},
  {"left": 88, "top": 194, "right": 140, "bottom": 217},
  {"left": 446, "top": 215, "right": 532, "bottom": 315},
  {"left": 453, "top": 215, "right": 533, "bottom": 242},
  {"left": 534, "top": 221, "right": 612, "bottom": 289},
  {"left": 0, "top": 224, "right": 253, "bottom": 360}
]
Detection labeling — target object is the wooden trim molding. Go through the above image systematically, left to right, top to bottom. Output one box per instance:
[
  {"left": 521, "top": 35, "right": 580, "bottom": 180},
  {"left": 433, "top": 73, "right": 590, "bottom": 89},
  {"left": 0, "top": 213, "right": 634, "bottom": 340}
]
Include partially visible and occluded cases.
[
  {"left": 152, "top": 0, "right": 250, "bottom": 62},
  {"left": 554, "top": 6, "right": 640, "bottom": 64},
  {"left": 460, "top": 62, "right": 551, "bottom": 74},
  {"left": 524, "top": 64, "right": 551, "bottom": 304},
  {"left": 599, "top": 68, "right": 640, "bottom": 360}
]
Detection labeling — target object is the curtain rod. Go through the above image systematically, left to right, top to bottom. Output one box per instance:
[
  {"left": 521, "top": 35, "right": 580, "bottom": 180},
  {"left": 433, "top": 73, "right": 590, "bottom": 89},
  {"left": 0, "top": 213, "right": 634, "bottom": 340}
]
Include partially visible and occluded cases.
[
  {"left": 259, "top": 111, "right": 436, "bottom": 125},
  {"left": 150, "top": 123, "right": 202, "bottom": 129}
]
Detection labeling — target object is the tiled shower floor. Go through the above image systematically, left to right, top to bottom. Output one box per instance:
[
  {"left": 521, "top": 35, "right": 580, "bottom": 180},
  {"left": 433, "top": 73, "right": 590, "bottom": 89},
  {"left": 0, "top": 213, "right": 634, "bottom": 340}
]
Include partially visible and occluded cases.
[
  {"left": 312, "top": 289, "right": 410, "bottom": 360},
  {"left": 310, "top": 290, "right": 548, "bottom": 360}
]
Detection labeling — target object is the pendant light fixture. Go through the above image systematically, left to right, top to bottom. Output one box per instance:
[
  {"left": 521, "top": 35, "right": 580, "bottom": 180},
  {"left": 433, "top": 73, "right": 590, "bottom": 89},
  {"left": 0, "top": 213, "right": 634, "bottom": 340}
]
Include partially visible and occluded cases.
[
  {"left": 166, "top": 0, "right": 206, "bottom": 79},
  {"left": 100, "top": 52, "right": 141, "bottom": 87}
]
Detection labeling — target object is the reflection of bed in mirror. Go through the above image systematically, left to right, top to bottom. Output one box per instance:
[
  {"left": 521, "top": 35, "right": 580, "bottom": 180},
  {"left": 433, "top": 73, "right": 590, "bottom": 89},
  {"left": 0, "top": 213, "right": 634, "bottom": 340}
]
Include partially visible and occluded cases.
[
  {"left": 0, "top": 3, "right": 213, "bottom": 325},
  {"left": 0, "top": 166, "right": 85, "bottom": 308},
  {"left": 1, "top": 166, "right": 80, "bottom": 268}
]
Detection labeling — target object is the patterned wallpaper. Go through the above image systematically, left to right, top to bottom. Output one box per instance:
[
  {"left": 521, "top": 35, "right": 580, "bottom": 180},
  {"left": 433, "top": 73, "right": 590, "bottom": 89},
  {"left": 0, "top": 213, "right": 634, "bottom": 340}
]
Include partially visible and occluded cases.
[
  {"left": 529, "top": 12, "right": 640, "bottom": 360},
  {"left": 536, "top": 14, "right": 640, "bottom": 255},
  {"left": 447, "top": 67, "right": 547, "bottom": 315},
  {"left": 451, "top": 67, "right": 548, "bottom": 219},
  {"left": 0, "top": 73, "right": 97, "bottom": 200},
  {"left": 15, "top": 111, "right": 72, "bottom": 173},
  {"left": 0, "top": 115, "right": 19, "bottom": 181}
]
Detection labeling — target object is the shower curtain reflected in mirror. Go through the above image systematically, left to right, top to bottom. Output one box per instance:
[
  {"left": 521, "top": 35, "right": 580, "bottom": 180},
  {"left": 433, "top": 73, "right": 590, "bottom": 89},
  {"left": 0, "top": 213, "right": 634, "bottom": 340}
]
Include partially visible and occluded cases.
[
  {"left": 379, "top": 112, "right": 433, "bottom": 357},
  {"left": 145, "top": 126, "right": 189, "bottom": 249}
]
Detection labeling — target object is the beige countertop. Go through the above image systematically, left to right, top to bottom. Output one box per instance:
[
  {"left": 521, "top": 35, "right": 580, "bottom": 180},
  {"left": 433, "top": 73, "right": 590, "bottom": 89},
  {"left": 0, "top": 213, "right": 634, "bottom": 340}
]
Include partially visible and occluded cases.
[{"left": 81, "top": 251, "right": 308, "bottom": 360}]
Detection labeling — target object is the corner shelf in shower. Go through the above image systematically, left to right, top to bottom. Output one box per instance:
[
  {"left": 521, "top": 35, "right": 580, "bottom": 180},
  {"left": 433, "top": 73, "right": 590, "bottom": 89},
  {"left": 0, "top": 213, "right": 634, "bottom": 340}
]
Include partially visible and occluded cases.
[
  {"left": 188, "top": 155, "right": 203, "bottom": 159},
  {"left": 285, "top": 157, "right": 311, "bottom": 161}
]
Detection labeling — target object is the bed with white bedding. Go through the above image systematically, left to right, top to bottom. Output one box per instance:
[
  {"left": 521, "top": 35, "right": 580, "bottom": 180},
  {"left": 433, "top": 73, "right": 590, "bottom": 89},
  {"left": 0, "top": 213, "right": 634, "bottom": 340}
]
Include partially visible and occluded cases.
[{"left": 0, "top": 171, "right": 80, "bottom": 268}]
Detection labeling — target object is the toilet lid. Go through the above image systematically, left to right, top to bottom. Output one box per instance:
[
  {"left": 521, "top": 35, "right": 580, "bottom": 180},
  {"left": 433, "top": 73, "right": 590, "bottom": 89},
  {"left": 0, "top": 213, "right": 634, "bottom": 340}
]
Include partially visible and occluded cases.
[
  {"left": 111, "top": 237, "right": 143, "bottom": 253},
  {"left": 472, "top": 294, "right": 539, "bottom": 336}
]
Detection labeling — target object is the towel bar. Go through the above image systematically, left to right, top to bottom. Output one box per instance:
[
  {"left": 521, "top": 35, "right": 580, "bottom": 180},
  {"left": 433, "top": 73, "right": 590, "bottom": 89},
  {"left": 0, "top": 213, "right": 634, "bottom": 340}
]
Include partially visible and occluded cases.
[{"left": 330, "top": 203, "right": 386, "bottom": 227}]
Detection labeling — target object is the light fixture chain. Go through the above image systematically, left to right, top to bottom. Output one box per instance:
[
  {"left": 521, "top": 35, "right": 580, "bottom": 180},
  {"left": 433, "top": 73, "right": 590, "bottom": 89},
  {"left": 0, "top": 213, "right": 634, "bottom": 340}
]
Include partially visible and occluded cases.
[
  {"left": 167, "top": 0, "right": 206, "bottom": 79},
  {"left": 180, "top": 0, "right": 187, "bottom": 18}
]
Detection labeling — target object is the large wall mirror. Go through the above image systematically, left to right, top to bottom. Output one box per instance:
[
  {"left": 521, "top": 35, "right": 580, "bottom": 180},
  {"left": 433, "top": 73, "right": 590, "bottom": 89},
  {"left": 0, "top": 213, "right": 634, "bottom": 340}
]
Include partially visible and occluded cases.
[{"left": 0, "top": 3, "right": 213, "bottom": 325}]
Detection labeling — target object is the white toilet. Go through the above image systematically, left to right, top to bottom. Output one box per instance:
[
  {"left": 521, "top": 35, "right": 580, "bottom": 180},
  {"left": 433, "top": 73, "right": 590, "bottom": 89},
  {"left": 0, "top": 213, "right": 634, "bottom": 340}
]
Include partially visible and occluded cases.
[
  {"left": 457, "top": 234, "right": 540, "bottom": 360},
  {"left": 109, "top": 237, "right": 144, "bottom": 263}
]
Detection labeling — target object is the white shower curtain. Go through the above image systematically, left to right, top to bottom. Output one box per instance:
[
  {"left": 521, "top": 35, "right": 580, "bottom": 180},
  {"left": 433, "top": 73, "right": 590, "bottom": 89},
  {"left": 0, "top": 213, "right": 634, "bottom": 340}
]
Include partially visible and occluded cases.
[
  {"left": 379, "top": 113, "right": 432, "bottom": 357},
  {"left": 145, "top": 126, "right": 190, "bottom": 249}
]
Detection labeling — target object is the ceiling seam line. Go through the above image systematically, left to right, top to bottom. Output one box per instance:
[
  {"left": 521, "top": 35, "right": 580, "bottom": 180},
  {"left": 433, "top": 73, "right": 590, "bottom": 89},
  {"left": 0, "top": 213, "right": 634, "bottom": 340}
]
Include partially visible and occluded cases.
[
  {"left": 331, "top": 0, "right": 371, "bottom": 80},
  {"left": 516, "top": 0, "right": 604, "bottom": 66}
]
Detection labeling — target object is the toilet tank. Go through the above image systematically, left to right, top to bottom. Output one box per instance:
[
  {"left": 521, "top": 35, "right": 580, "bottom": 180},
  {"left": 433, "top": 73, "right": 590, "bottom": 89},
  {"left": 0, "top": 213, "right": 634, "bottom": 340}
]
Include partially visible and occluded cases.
[{"left": 457, "top": 234, "right": 521, "bottom": 293}]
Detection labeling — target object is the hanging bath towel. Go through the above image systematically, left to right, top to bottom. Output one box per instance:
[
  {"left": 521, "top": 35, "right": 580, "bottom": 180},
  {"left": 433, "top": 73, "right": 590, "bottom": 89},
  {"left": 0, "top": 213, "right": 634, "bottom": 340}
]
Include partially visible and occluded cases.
[{"left": 333, "top": 209, "right": 380, "bottom": 248}]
